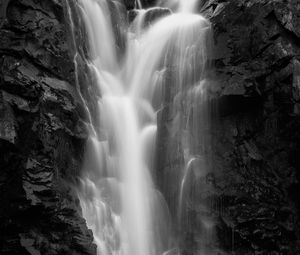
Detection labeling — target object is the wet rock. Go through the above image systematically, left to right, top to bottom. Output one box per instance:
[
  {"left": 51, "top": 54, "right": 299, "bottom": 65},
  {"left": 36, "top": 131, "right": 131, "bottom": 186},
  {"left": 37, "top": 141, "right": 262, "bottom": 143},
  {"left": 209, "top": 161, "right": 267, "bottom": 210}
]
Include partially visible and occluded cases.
[
  {"left": 0, "top": 0, "right": 95, "bottom": 254},
  {"left": 0, "top": 0, "right": 9, "bottom": 28},
  {"left": 3, "top": 0, "right": 74, "bottom": 82},
  {"left": 122, "top": 0, "right": 135, "bottom": 10},
  {"left": 122, "top": 0, "right": 156, "bottom": 9},
  {"left": 156, "top": 0, "right": 300, "bottom": 254},
  {"left": 201, "top": 0, "right": 300, "bottom": 253},
  {"left": 274, "top": 0, "right": 300, "bottom": 38},
  {"left": 128, "top": 7, "right": 171, "bottom": 26},
  {"left": 143, "top": 7, "right": 172, "bottom": 25},
  {"left": 2, "top": 91, "right": 34, "bottom": 112},
  {"left": 0, "top": 98, "right": 17, "bottom": 144}
]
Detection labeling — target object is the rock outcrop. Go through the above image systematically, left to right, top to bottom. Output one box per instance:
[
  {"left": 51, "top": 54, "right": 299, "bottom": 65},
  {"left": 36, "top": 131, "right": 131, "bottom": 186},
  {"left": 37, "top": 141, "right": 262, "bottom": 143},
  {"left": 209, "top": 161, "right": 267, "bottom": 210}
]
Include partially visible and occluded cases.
[
  {"left": 0, "top": 0, "right": 96, "bottom": 254},
  {"left": 143, "top": 0, "right": 300, "bottom": 254},
  {"left": 158, "top": 0, "right": 300, "bottom": 254},
  {"left": 206, "top": 0, "right": 300, "bottom": 253}
]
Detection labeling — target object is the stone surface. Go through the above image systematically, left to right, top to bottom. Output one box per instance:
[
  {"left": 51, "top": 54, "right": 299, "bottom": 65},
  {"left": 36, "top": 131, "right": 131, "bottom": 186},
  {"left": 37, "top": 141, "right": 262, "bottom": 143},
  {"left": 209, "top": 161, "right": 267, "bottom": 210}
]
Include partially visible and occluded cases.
[
  {"left": 0, "top": 0, "right": 96, "bottom": 254},
  {"left": 155, "top": 0, "right": 300, "bottom": 254},
  {"left": 191, "top": 0, "right": 300, "bottom": 254}
]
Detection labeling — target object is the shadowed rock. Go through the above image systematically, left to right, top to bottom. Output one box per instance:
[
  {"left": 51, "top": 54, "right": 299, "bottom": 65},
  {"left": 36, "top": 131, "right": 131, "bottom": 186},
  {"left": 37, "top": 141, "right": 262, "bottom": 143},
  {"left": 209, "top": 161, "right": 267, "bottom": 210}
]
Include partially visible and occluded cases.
[{"left": 0, "top": 0, "right": 96, "bottom": 254}]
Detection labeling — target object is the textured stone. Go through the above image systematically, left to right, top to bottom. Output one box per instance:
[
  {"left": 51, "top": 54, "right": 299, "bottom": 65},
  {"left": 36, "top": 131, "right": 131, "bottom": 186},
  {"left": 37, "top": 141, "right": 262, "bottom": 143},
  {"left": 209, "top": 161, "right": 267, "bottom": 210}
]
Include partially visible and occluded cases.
[
  {"left": 0, "top": 0, "right": 95, "bottom": 254},
  {"left": 156, "top": 0, "right": 300, "bottom": 254},
  {"left": 206, "top": 0, "right": 300, "bottom": 253},
  {"left": 0, "top": 98, "right": 17, "bottom": 144}
]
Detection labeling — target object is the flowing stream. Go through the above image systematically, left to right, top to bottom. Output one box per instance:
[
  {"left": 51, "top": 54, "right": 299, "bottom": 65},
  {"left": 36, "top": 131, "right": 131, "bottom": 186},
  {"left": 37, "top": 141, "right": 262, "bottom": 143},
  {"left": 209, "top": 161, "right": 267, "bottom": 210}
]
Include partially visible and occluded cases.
[{"left": 73, "top": 0, "right": 213, "bottom": 254}]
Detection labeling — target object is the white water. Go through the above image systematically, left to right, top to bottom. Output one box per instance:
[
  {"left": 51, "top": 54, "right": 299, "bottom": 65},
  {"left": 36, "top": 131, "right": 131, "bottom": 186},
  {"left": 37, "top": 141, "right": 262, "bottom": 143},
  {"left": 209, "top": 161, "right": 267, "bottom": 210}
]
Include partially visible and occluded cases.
[
  {"left": 75, "top": 0, "right": 212, "bottom": 254},
  {"left": 158, "top": 0, "right": 198, "bottom": 13}
]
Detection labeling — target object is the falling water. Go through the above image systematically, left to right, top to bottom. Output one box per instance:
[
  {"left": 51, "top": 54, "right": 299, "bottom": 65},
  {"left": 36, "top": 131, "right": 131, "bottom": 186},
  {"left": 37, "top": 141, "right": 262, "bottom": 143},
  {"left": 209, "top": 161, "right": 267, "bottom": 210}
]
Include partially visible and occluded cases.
[
  {"left": 72, "top": 0, "right": 213, "bottom": 254},
  {"left": 136, "top": 0, "right": 143, "bottom": 9}
]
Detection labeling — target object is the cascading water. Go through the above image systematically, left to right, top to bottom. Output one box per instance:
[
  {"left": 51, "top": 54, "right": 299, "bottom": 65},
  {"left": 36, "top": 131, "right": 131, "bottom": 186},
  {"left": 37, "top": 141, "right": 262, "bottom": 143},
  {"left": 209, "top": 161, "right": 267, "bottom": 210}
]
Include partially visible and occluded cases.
[{"left": 72, "top": 0, "right": 214, "bottom": 254}]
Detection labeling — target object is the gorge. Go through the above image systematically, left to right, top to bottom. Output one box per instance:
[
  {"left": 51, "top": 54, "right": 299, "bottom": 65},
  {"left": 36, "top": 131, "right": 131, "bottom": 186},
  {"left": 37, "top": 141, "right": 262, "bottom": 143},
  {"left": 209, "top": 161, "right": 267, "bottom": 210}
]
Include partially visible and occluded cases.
[{"left": 0, "top": 0, "right": 300, "bottom": 255}]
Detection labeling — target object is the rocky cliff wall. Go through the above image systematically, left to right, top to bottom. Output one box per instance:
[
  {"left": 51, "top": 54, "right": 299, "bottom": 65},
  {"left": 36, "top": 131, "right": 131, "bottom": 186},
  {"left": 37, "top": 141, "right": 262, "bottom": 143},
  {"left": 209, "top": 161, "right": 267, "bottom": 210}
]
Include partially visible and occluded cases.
[
  {"left": 0, "top": 0, "right": 96, "bottom": 254},
  {"left": 137, "top": 0, "right": 300, "bottom": 254},
  {"left": 154, "top": 0, "right": 300, "bottom": 254},
  {"left": 206, "top": 1, "right": 300, "bottom": 253}
]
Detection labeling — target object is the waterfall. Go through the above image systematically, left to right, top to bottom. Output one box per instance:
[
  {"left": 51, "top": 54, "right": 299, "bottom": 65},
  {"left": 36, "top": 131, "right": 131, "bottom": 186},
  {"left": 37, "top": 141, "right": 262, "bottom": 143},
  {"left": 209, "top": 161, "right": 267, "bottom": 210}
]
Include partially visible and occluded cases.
[{"left": 72, "top": 0, "right": 213, "bottom": 254}]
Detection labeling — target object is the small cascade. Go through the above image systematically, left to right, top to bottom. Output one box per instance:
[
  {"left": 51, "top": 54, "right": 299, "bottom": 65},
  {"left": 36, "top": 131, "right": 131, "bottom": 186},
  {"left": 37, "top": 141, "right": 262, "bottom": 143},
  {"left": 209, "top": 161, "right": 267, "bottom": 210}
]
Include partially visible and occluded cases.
[
  {"left": 71, "top": 0, "right": 214, "bottom": 255},
  {"left": 135, "top": 0, "right": 143, "bottom": 9},
  {"left": 158, "top": 0, "right": 199, "bottom": 13},
  {"left": 178, "top": 0, "right": 198, "bottom": 13}
]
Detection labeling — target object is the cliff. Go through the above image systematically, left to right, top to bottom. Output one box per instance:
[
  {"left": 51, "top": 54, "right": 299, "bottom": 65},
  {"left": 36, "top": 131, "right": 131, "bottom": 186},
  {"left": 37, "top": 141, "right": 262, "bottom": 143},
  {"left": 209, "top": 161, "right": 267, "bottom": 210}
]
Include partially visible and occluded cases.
[
  {"left": 0, "top": 0, "right": 96, "bottom": 254},
  {"left": 143, "top": 0, "right": 300, "bottom": 254},
  {"left": 207, "top": 1, "right": 300, "bottom": 253}
]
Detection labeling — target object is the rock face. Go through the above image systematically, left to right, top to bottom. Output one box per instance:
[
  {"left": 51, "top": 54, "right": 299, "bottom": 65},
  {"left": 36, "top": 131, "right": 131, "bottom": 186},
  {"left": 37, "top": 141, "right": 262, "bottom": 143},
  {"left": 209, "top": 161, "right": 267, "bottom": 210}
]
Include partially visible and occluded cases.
[
  {"left": 0, "top": 0, "right": 96, "bottom": 254},
  {"left": 146, "top": 0, "right": 300, "bottom": 254},
  {"left": 158, "top": 0, "right": 300, "bottom": 254},
  {"left": 206, "top": 0, "right": 300, "bottom": 253}
]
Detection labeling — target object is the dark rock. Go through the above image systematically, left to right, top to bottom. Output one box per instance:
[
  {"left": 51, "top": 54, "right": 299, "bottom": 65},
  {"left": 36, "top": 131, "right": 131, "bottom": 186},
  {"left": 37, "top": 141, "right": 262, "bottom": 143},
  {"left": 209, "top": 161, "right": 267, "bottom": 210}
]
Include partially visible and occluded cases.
[
  {"left": 0, "top": 0, "right": 96, "bottom": 254},
  {"left": 3, "top": 0, "right": 74, "bottom": 82},
  {"left": 110, "top": 0, "right": 128, "bottom": 57},
  {"left": 122, "top": 0, "right": 156, "bottom": 9},
  {"left": 123, "top": 0, "right": 135, "bottom": 10},
  {"left": 140, "top": 0, "right": 156, "bottom": 8},
  {"left": 156, "top": 0, "right": 300, "bottom": 254},
  {"left": 203, "top": 0, "right": 300, "bottom": 253},
  {"left": 274, "top": 1, "right": 300, "bottom": 38},
  {"left": 128, "top": 7, "right": 171, "bottom": 25},
  {"left": 143, "top": 7, "right": 172, "bottom": 25},
  {"left": 0, "top": 96, "right": 17, "bottom": 144}
]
